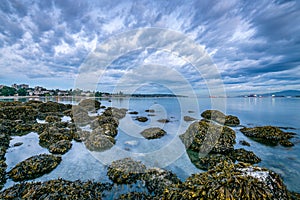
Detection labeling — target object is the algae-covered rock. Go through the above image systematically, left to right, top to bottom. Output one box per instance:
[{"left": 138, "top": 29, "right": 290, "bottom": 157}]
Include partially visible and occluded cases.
[
  {"left": 78, "top": 99, "right": 101, "bottom": 111},
  {"left": 38, "top": 101, "right": 69, "bottom": 113},
  {"left": 71, "top": 105, "right": 91, "bottom": 125},
  {"left": 0, "top": 106, "right": 38, "bottom": 122},
  {"left": 102, "top": 107, "right": 127, "bottom": 119},
  {"left": 201, "top": 110, "right": 240, "bottom": 126},
  {"left": 45, "top": 115, "right": 61, "bottom": 123},
  {"left": 90, "top": 115, "right": 119, "bottom": 129},
  {"left": 135, "top": 116, "right": 148, "bottom": 122},
  {"left": 157, "top": 119, "right": 170, "bottom": 123},
  {"left": 180, "top": 120, "right": 236, "bottom": 154},
  {"left": 91, "top": 123, "right": 118, "bottom": 138},
  {"left": 39, "top": 126, "right": 73, "bottom": 148},
  {"left": 240, "top": 126, "right": 295, "bottom": 146},
  {"left": 140, "top": 127, "right": 166, "bottom": 139},
  {"left": 84, "top": 133, "right": 115, "bottom": 152},
  {"left": 49, "top": 140, "right": 72, "bottom": 154},
  {"left": 239, "top": 140, "right": 251, "bottom": 146},
  {"left": 230, "top": 148, "right": 261, "bottom": 164},
  {"left": 8, "top": 154, "right": 61, "bottom": 181},
  {"left": 107, "top": 158, "right": 147, "bottom": 184},
  {"left": 0, "top": 160, "right": 7, "bottom": 190},
  {"left": 161, "top": 161, "right": 291, "bottom": 200},
  {"left": 143, "top": 168, "right": 181, "bottom": 195},
  {"left": 0, "top": 179, "right": 112, "bottom": 200},
  {"left": 118, "top": 192, "right": 152, "bottom": 200}
]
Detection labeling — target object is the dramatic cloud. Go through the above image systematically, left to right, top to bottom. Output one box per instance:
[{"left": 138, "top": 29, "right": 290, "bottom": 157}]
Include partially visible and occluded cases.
[{"left": 0, "top": 0, "right": 299, "bottom": 95}]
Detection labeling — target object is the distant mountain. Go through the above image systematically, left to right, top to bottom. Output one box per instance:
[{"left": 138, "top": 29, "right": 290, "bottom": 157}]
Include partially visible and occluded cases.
[{"left": 261, "top": 90, "right": 300, "bottom": 97}]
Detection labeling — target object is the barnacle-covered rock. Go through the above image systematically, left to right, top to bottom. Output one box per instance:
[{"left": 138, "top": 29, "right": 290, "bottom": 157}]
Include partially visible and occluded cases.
[
  {"left": 78, "top": 99, "right": 101, "bottom": 112},
  {"left": 37, "top": 101, "right": 69, "bottom": 113},
  {"left": 0, "top": 106, "right": 38, "bottom": 122},
  {"left": 102, "top": 107, "right": 127, "bottom": 119},
  {"left": 201, "top": 110, "right": 240, "bottom": 126},
  {"left": 45, "top": 115, "right": 61, "bottom": 123},
  {"left": 135, "top": 116, "right": 148, "bottom": 122},
  {"left": 183, "top": 116, "right": 197, "bottom": 122},
  {"left": 180, "top": 120, "right": 236, "bottom": 154},
  {"left": 92, "top": 123, "right": 118, "bottom": 138},
  {"left": 240, "top": 126, "right": 295, "bottom": 146},
  {"left": 140, "top": 127, "right": 166, "bottom": 139},
  {"left": 84, "top": 133, "right": 115, "bottom": 152},
  {"left": 49, "top": 140, "right": 72, "bottom": 154},
  {"left": 230, "top": 148, "right": 261, "bottom": 164},
  {"left": 8, "top": 154, "right": 61, "bottom": 181},
  {"left": 107, "top": 158, "right": 147, "bottom": 184},
  {"left": 161, "top": 161, "right": 291, "bottom": 200},
  {"left": 143, "top": 168, "right": 181, "bottom": 195},
  {"left": 0, "top": 179, "right": 112, "bottom": 199},
  {"left": 118, "top": 192, "right": 152, "bottom": 200}
]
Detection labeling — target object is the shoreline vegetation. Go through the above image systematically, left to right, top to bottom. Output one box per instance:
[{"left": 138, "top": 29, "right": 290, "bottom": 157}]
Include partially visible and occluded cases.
[{"left": 0, "top": 99, "right": 299, "bottom": 199}]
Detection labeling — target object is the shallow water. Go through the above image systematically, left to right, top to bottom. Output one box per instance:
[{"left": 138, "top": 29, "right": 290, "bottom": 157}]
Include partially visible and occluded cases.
[{"left": 2, "top": 97, "right": 300, "bottom": 193}]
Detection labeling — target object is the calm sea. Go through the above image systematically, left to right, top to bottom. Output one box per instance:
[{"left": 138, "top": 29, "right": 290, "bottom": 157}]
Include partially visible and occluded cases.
[{"left": 2, "top": 97, "right": 300, "bottom": 193}]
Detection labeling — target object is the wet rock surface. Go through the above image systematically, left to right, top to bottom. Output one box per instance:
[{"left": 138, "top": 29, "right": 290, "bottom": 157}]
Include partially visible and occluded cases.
[
  {"left": 240, "top": 126, "right": 295, "bottom": 146},
  {"left": 140, "top": 127, "right": 166, "bottom": 139},
  {"left": 8, "top": 154, "right": 61, "bottom": 181},
  {"left": 107, "top": 158, "right": 147, "bottom": 184},
  {"left": 162, "top": 161, "right": 291, "bottom": 200},
  {"left": 0, "top": 179, "right": 112, "bottom": 200}
]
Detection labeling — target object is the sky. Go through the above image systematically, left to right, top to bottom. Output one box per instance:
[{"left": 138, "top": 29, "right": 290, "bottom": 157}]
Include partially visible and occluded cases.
[{"left": 0, "top": 0, "right": 299, "bottom": 96}]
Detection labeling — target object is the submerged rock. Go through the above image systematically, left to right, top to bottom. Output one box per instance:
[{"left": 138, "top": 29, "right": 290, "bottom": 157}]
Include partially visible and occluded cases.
[
  {"left": 78, "top": 99, "right": 101, "bottom": 112},
  {"left": 145, "top": 109, "right": 155, "bottom": 113},
  {"left": 128, "top": 111, "right": 138, "bottom": 115},
  {"left": 183, "top": 116, "right": 197, "bottom": 122},
  {"left": 157, "top": 119, "right": 170, "bottom": 123},
  {"left": 240, "top": 126, "right": 295, "bottom": 146},
  {"left": 140, "top": 127, "right": 166, "bottom": 139},
  {"left": 49, "top": 140, "right": 72, "bottom": 154},
  {"left": 8, "top": 154, "right": 61, "bottom": 181},
  {"left": 107, "top": 158, "right": 147, "bottom": 184},
  {"left": 162, "top": 161, "right": 291, "bottom": 200},
  {"left": 0, "top": 179, "right": 112, "bottom": 199}
]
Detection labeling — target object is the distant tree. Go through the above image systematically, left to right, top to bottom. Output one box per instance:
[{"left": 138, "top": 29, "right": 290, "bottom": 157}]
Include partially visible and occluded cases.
[
  {"left": 0, "top": 86, "right": 16, "bottom": 96},
  {"left": 17, "top": 88, "right": 28, "bottom": 96},
  {"left": 95, "top": 91, "right": 102, "bottom": 97}
]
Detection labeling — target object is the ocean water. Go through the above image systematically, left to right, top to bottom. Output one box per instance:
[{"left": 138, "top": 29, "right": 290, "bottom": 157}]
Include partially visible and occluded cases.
[{"left": 2, "top": 97, "right": 300, "bottom": 193}]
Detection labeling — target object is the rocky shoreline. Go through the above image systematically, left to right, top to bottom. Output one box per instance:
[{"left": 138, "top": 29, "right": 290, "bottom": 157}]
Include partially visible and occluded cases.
[{"left": 0, "top": 100, "right": 299, "bottom": 199}]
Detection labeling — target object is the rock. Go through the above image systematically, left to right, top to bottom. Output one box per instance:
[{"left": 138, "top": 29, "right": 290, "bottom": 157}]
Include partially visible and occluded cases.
[
  {"left": 78, "top": 99, "right": 101, "bottom": 111},
  {"left": 23, "top": 100, "right": 43, "bottom": 109},
  {"left": 0, "top": 101, "right": 22, "bottom": 108},
  {"left": 38, "top": 101, "right": 68, "bottom": 113},
  {"left": 71, "top": 105, "right": 91, "bottom": 125},
  {"left": 0, "top": 106, "right": 38, "bottom": 122},
  {"left": 102, "top": 107, "right": 127, "bottom": 119},
  {"left": 145, "top": 109, "right": 155, "bottom": 113},
  {"left": 188, "top": 110, "right": 194, "bottom": 113},
  {"left": 201, "top": 110, "right": 240, "bottom": 126},
  {"left": 128, "top": 111, "right": 138, "bottom": 115},
  {"left": 37, "top": 112, "right": 64, "bottom": 120},
  {"left": 45, "top": 115, "right": 61, "bottom": 123},
  {"left": 90, "top": 115, "right": 119, "bottom": 129},
  {"left": 225, "top": 115, "right": 240, "bottom": 126},
  {"left": 135, "top": 116, "right": 148, "bottom": 122},
  {"left": 183, "top": 116, "right": 197, "bottom": 122},
  {"left": 157, "top": 119, "right": 170, "bottom": 123},
  {"left": 180, "top": 120, "right": 236, "bottom": 154},
  {"left": 91, "top": 123, "right": 118, "bottom": 138},
  {"left": 39, "top": 126, "right": 73, "bottom": 148},
  {"left": 240, "top": 126, "right": 295, "bottom": 146},
  {"left": 140, "top": 127, "right": 166, "bottom": 139},
  {"left": 84, "top": 133, "right": 115, "bottom": 152},
  {"left": 49, "top": 140, "right": 72, "bottom": 154},
  {"left": 124, "top": 140, "right": 139, "bottom": 146},
  {"left": 239, "top": 140, "right": 251, "bottom": 146},
  {"left": 279, "top": 140, "right": 294, "bottom": 147},
  {"left": 13, "top": 142, "right": 23, "bottom": 147},
  {"left": 230, "top": 148, "right": 261, "bottom": 164},
  {"left": 8, "top": 154, "right": 61, "bottom": 181},
  {"left": 107, "top": 158, "right": 147, "bottom": 184},
  {"left": 0, "top": 160, "right": 7, "bottom": 190},
  {"left": 161, "top": 161, "right": 291, "bottom": 200},
  {"left": 143, "top": 168, "right": 181, "bottom": 195},
  {"left": 0, "top": 179, "right": 112, "bottom": 199},
  {"left": 118, "top": 192, "right": 152, "bottom": 200}
]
